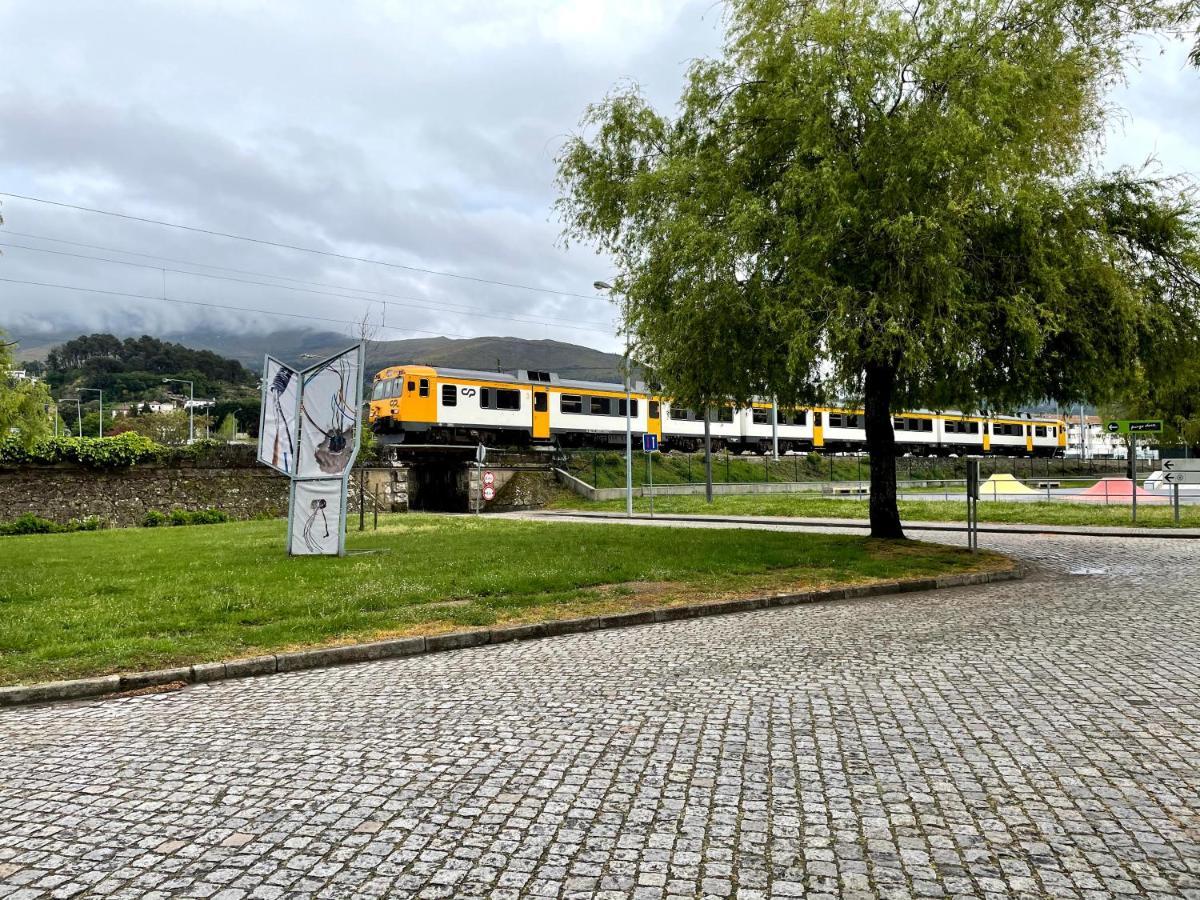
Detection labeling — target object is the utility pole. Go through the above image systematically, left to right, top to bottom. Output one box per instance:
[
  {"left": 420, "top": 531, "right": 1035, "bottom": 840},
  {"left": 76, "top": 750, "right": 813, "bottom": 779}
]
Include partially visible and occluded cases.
[
  {"left": 594, "top": 278, "right": 634, "bottom": 517},
  {"left": 162, "top": 378, "right": 195, "bottom": 443},
  {"left": 79, "top": 387, "right": 103, "bottom": 437}
]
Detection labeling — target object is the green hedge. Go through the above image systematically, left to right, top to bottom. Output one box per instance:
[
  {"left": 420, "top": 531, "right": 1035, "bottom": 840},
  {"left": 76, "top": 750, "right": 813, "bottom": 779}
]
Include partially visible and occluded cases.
[
  {"left": 0, "top": 433, "right": 164, "bottom": 467},
  {"left": 0, "top": 434, "right": 254, "bottom": 469},
  {"left": 142, "top": 508, "right": 231, "bottom": 528},
  {"left": 0, "top": 514, "right": 106, "bottom": 536}
]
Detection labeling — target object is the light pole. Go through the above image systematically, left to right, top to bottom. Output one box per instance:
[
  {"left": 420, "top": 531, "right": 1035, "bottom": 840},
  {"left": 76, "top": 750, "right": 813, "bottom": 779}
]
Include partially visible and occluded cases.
[
  {"left": 595, "top": 279, "right": 634, "bottom": 518},
  {"left": 162, "top": 378, "right": 195, "bottom": 443},
  {"left": 78, "top": 387, "right": 103, "bottom": 437},
  {"left": 58, "top": 398, "right": 82, "bottom": 438},
  {"left": 231, "top": 408, "right": 242, "bottom": 442}
]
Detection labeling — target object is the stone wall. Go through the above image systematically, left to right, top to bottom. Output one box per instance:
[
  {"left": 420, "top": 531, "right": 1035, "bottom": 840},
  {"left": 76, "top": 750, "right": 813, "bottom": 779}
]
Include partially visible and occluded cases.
[{"left": 0, "top": 460, "right": 410, "bottom": 527}]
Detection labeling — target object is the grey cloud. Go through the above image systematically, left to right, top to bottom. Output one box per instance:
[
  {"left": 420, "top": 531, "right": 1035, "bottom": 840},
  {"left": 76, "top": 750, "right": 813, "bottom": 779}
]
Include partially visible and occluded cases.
[{"left": 0, "top": 0, "right": 1193, "bottom": 357}]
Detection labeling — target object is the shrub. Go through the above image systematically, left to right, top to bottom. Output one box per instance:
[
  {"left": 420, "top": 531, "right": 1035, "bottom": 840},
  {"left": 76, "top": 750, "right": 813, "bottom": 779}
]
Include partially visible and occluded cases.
[
  {"left": 144, "top": 508, "right": 231, "bottom": 528},
  {"left": 0, "top": 514, "right": 109, "bottom": 536},
  {"left": 0, "top": 514, "right": 57, "bottom": 535}
]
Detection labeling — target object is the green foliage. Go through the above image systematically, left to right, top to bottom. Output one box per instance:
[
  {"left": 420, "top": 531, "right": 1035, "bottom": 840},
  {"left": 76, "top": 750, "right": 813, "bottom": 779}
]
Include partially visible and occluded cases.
[
  {"left": 557, "top": 0, "right": 1200, "bottom": 536},
  {"left": 1, "top": 330, "right": 54, "bottom": 447},
  {"left": 45, "top": 333, "right": 255, "bottom": 401},
  {"left": 108, "top": 409, "right": 211, "bottom": 444},
  {"left": 0, "top": 432, "right": 164, "bottom": 467},
  {"left": 142, "top": 508, "right": 230, "bottom": 528},
  {"left": 0, "top": 514, "right": 106, "bottom": 536}
]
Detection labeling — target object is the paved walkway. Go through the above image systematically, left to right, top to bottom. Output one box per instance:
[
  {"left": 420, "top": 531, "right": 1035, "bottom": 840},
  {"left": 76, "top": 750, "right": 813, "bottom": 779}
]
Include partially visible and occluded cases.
[{"left": 1, "top": 531, "right": 1198, "bottom": 899}]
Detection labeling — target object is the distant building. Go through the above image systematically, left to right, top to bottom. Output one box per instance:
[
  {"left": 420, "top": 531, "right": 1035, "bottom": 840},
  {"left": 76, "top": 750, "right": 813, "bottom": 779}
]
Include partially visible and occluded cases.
[
  {"left": 5, "top": 369, "right": 38, "bottom": 384},
  {"left": 111, "top": 400, "right": 180, "bottom": 417},
  {"left": 1064, "top": 415, "right": 1157, "bottom": 460}
]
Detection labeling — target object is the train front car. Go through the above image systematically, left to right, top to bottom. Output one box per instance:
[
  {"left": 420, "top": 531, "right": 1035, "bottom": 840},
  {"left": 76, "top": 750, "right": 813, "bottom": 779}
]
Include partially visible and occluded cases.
[{"left": 368, "top": 365, "right": 437, "bottom": 441}]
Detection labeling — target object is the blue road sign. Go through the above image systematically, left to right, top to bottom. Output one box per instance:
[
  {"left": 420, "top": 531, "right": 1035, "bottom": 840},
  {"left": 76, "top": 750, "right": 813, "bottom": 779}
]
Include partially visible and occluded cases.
[{"left": 642, "top": 433, "right": 659, "bottom": 453}]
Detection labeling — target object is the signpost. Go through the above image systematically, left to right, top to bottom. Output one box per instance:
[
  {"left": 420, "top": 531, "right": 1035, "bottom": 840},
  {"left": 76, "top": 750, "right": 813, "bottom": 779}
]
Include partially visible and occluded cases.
[
  {"left": 1105, "top": 419, "right": 1164, "bottom": 435},
  {"left": 1103, "top": 421, "right": 1163, "bottom": 523},
  {"left": 642, "top": 433, "right": 659, "bottom": 517},
  {"left": 965, "top": 459, "right": 980, "bottom": 551},
  {"left": 1162, "top": 459, "right": 1200, "bottom": 525}
]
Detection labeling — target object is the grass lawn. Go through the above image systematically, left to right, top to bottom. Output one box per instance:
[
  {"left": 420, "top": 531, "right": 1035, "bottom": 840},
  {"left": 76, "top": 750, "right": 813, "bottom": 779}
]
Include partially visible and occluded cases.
[
  {"left": 549, "top": 493, "right": 1200, "bottom": 528},
  {"left": 0, "top": 514, "right": 1002, "bottom": 686}
]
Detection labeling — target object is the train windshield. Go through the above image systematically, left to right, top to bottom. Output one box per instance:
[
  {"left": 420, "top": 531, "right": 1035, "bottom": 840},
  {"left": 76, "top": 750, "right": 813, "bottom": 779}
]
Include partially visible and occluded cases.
[{"left": 371, "top": 378, "right": 398, "bottom": 400}]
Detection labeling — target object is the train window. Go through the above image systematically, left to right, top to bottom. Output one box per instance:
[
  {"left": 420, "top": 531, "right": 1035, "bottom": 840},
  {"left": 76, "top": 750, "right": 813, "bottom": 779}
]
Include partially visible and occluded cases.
[
  {"left": 418, "top": 378, "right": 429, "bottom": 398},
  {"left": 407, "top": 380, "right": 416, "bottom": 393},
  {"left": 372, "top": 381, "right": 387, "bottom": 400},
  {"left": 441, "top": 384, "right": 457, "bottom": 407},
  {"left": 480, "top": 388, "right": 493, "bottom": 409},
  {"left": 497, "top": 389, "right": 521, "bottom": 410},
  {"left": 533, "top": 392, "right": 548, "bottom": 413},
  {"left": 560, "top": 394, "right": 583, "bottom": 414},
  {"left": 590, "top": 396, "right": 610, "bottom": 415},
  {"left": 617, "top": 398, "right": 639, "bottom": 417},
  {"left": 631, "top": 399, "right": 638, "bottom": 417},
  {"left": 649, "top": 401, "right": 660, "bottom": 419},
  {"left": 669, "top": 407, "right": 690, "bottom": 421},
  {"left": 716, "top": 407, "right": 734, "bottom": 423},
  {"left": 752, "top": 408, "right": 770, "bottom": 425},
  {"left": 791, "top": 411, "right": 808, "bottom": 426},
  {"left": 828, "top": 413, "right": 843, "bottom": 428},
  {"left": 893, "top": 416, "right": 907, "bottom": 430},
  {"left": 922, "top": 419, "right": 933, "bottom": 432},
  {"left": 1035, "top": 425, "right": 1047, "bottom": 437}
]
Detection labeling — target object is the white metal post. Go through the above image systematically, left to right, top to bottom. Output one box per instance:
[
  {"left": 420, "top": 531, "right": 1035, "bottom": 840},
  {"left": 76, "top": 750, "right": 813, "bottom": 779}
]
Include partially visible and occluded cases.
[
  {"left": 624, "top": 341, "right": 633, "bottom": 519},
  {"left": 771, "top": 398, "right": 779, "bottom": 460}
]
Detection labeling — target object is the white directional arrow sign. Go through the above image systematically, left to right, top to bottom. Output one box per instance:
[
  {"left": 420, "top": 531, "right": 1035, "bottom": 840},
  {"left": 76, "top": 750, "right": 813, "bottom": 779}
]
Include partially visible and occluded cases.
[{"left": 1161, "top": 459, "right": 1200, "bottom": 484}]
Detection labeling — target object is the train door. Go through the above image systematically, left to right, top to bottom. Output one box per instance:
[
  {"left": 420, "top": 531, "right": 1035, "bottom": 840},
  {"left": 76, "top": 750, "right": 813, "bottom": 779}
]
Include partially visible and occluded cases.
[
  {"left": 532, "top": 389, "right": 550, "bottom": 440},
  {"left": 648, "top": 399, "right": 662, "bottom": 440},
  {"left": 813, "top": 410, "right": 825, "bottom": 448},
  {"left": 1025, "top": 425, "right": 1033, "bottom": 454}
]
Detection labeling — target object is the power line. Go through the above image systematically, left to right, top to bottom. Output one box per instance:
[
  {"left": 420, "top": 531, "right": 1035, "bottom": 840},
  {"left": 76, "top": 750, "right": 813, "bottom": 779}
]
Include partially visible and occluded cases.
[
  {"left": 0, "top": 190, "right": 609, "bottom": 303},
  {"left": 0, "top": 240, "right": 616, "bottom": 335},
  {"left": 0, "top": 275, "right": 478, "bottom": 340}
]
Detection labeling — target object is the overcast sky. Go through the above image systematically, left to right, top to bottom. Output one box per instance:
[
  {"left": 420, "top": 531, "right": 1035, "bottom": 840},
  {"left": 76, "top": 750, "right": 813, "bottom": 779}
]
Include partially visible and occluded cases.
[{"left": 1, "top": 0, "right": 1196, "bottom": 355}]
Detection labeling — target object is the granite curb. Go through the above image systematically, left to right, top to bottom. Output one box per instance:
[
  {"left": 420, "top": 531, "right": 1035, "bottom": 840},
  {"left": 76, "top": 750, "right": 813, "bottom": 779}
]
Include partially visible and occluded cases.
[{"left": 0, "top": 566, "right": 1021, "bottom": 709}]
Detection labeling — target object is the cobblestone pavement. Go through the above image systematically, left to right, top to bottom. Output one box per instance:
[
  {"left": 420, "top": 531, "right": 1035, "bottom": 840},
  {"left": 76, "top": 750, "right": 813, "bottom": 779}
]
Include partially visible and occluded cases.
[{"left": 1, "top": 532, "right": 1198, "bottom": 899}]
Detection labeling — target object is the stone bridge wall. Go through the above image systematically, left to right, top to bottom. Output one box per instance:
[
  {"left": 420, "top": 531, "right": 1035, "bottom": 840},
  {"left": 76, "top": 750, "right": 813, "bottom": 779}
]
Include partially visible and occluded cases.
[{"left": 0, "top": 461, "right": 408, "bottom": 527}]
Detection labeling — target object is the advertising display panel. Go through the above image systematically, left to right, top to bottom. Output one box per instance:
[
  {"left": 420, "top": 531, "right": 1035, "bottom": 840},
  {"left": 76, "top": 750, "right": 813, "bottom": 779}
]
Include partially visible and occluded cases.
[{"left": 256, "top": 343, "right": 364, "bottom": 556}]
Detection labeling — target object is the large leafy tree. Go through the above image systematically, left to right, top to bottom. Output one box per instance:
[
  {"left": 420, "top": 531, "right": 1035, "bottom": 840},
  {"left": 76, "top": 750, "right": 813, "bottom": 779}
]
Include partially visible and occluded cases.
[
  {"left": 558, "top": 0, "right": 1200, "bottom": 537},
  {"left": 1, "top": 332, "right": 54, "bottom": 446}
]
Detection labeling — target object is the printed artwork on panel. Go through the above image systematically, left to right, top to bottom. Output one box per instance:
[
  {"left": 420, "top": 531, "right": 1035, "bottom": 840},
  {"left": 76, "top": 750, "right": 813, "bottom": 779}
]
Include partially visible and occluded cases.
[
  {"left": 297, "top": 346, "right": 362, "bottom": 478},
  {"left": 257, "top": 356, "right": 299, "bottom": 476},
  {"left": 289, "top": 478, "right": 345, "bottom": 555}
]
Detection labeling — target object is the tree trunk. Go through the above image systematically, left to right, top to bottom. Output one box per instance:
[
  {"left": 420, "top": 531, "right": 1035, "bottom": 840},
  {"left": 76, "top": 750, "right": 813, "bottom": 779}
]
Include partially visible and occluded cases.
[{"left": 863, "top": 361, "right": 905, "bottom": 539}]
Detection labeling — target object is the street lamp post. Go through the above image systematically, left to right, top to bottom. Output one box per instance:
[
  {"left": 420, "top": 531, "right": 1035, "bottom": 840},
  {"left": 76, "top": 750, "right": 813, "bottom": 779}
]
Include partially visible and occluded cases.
[
  {"left": 595, "top": 280, "right": 634, "bottom": 518},
  {"left": 162, "top": 378, "right": 195, "bottom": 443},
  {"left": 79, "top": 387, "right": 103, "bottom": 437},
  {"left": 58, "top": 398, "right": 82, "bottom": 438}
]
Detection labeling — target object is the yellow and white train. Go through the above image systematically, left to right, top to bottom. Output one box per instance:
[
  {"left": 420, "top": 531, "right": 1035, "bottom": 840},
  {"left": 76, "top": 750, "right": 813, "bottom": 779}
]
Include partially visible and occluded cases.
[{"left": 368, "top": 365, "right": 1068, "bottom": 457}]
